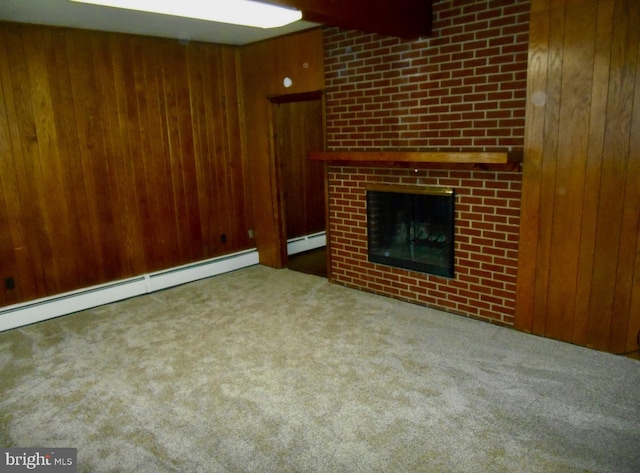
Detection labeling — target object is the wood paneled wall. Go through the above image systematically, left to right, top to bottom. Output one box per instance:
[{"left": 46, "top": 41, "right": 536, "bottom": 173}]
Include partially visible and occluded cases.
[
  {"left": 516, "top": 0, "right": 640, "bottom": 356},
  {"left": 0, "top": 23, "right": 252, "bottom": 307},
  {"left": 240, "top": 29, "right": 325, "bottom": 267},
  {"left": 273, "top": 97, "right": 325, "bottom": 240}
]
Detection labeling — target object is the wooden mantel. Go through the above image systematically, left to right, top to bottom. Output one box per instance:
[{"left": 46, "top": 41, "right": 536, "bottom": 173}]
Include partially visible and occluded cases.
[{"left": 309, "top": 150, "right": 523, "bottom": 170}]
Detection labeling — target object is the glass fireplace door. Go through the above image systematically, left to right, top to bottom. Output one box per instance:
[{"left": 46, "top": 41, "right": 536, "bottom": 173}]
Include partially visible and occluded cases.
[{"left": 366, "top": 186, "right": 455, "bottom": 278}]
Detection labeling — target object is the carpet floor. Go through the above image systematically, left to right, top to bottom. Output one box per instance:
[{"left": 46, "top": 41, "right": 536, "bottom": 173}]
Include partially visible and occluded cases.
[{"left": 1, "top": 265, "right": 639, "bottom": 473}]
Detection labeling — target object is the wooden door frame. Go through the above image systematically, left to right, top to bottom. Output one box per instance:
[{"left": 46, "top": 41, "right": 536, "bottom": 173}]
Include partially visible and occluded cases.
[{"left": 267, "top": 90, "right": 327, "bottom": 272}]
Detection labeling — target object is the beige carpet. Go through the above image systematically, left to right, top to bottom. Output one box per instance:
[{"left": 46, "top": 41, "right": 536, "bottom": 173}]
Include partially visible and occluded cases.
[{"left": 1, "top": 265, "right": 639, "bottom": 472}]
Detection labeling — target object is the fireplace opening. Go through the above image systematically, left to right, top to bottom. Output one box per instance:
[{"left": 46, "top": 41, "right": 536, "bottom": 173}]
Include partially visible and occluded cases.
[{"left": 366, "top": 185, "right": 455, "bottom": 278}]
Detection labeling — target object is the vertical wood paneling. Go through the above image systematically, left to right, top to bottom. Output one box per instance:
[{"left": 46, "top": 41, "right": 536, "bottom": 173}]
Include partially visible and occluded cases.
[
  {"left": 515, "top": 0, "right": 551, "bottom": 333},
  {"left": 516, "top": 0, "right": 640, "bottom": 355},
  {"left": 533, "top": 0, "right": 564, "bottom": 336},
  {"left": 545, "top": 0, "right": 597, "bottom": 341},
  {"left": 572, "top": 0, "right": 615, "bottom": 347},
  {"left": 585, "top": 0, "right": 638, "bottom": 351},
  {"left": 592, "top": 0, "right": 640, "bottom": 352},
  {"left": 0, "top": 22, "right": 252, "bottom": 308},
  {"left": 2, "top": 26, "right": 50, "bottom": 297},
  {"left": 23, "top": 28, "right": 67, "bottom": 294},
  {"left": 67, "top": 29, "right": 118, "bottom": 283},
  {"left": 51, "top": 30, "right": 96, "bottom": 287},
  {"left": 0, "top": 31, "right": 29, "bottom": 304},
  {"left": 92, "top": 33, "right": 143, "bottom": 278},
  {"left": 106, "top": 34, "right": 147, "bottom": 276},
  {"left": 624, "top": 37, "right": 640, "bottom": 359},
  {"left": 161, "top": 40, "right": 192, "bottom": 267},
  {"left": 177, "top": 43, "right": 204, "bottom": 265},
  {"left": 187, "top": 43, "right": 213, "bottom": 256},
  {"left": 205, "top": 45, "right": 233, "bottom": 255},
  {"left": 211, "top": 48, "right": 231, "bottom": 255},
  {"left": 225, "top": 50, "right": 252, "bottom": 251},
  {"left": 275, "top": 98, "right": 325, "bottom": 240},
  {"left": 300, "top": 99, "right": 326, "bottom": 237},
  {"left": 0, "top": 156, "right": 19, "bottom": 304}
]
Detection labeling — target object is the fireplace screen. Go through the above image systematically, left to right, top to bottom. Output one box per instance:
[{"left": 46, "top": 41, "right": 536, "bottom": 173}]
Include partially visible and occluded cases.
[{"left": 366, "top": 185, "right": 455, "bottom": 278}]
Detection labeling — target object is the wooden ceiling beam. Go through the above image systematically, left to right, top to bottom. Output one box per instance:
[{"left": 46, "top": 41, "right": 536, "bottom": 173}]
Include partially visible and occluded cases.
[{"left": 264, "top": 0, "right": 433, "bottom": 38}]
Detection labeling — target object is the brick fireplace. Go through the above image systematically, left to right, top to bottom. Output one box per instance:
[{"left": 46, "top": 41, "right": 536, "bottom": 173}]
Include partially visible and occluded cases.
[
  {"left": 320, "top": 0, "right": 529, "bottom": 326},
  {"left": 325, "top": 164, "right": 521, "bottom": 326}
]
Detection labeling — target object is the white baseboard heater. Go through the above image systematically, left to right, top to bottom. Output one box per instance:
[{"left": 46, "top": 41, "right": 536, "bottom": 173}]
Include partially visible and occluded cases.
[
  {"left": 287, "top": 231, "right": 326, "bottom": 255},
  {"left": 0, "top": 249, "right": 259, "bottom": 333}
]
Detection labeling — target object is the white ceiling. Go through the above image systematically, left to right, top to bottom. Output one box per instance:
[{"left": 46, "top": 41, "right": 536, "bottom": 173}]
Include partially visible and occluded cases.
[{"left": 0, "top": 0, "right": 320, "bottom": 45}]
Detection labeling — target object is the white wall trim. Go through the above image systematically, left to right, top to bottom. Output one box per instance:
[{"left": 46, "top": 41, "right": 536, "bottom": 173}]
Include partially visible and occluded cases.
[
  {"left": 287, "top": 231, "right": 326, "bottom": 255},
  {"left": 0, "top": 249, "right": 259, "bottom": 333}
]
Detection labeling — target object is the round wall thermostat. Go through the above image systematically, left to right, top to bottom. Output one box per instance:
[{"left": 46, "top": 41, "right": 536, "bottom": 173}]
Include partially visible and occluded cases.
[{"left": 283, "top": 77, "right": 293, "bottom": 88}]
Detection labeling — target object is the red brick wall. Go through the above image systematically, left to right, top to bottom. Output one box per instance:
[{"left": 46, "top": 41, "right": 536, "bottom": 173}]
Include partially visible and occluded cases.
[
  {"left": 322, "top": 0, "right": 529, "bottom": 325},
  {"left": 324, "top": 0, "right": 529, "bottom": 150}
]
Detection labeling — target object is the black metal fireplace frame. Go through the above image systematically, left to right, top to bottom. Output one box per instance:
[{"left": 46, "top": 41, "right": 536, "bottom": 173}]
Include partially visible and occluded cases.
[{"left": 366, "top": 185, "right": 455, "bottom": 278}]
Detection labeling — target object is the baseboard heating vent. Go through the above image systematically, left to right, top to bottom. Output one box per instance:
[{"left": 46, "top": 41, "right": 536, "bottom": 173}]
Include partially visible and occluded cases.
[
  {"left": 287, "top": 231, "right": 326, "bottom": 255},
  {"left": 0, "top": 249, "right": 259, "bottom": 333},
  {"left": 147, "top": 249, "right": 259, "bottom": 292}
]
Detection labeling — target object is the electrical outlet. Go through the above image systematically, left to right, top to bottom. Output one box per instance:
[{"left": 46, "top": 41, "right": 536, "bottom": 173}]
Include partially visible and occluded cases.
[{"left": 4, "top": 277, "right": 15, "bottom": 290}]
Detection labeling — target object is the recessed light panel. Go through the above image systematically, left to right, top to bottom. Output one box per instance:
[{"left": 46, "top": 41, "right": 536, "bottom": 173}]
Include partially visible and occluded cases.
[{"left": 70, "top": 0, "right": 303, "bottom": 28}]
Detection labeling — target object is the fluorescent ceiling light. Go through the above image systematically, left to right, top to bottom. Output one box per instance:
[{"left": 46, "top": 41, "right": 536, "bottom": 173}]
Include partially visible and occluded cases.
[{"left": 70, "top": 0, "right": 303, "bottom": 29}]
